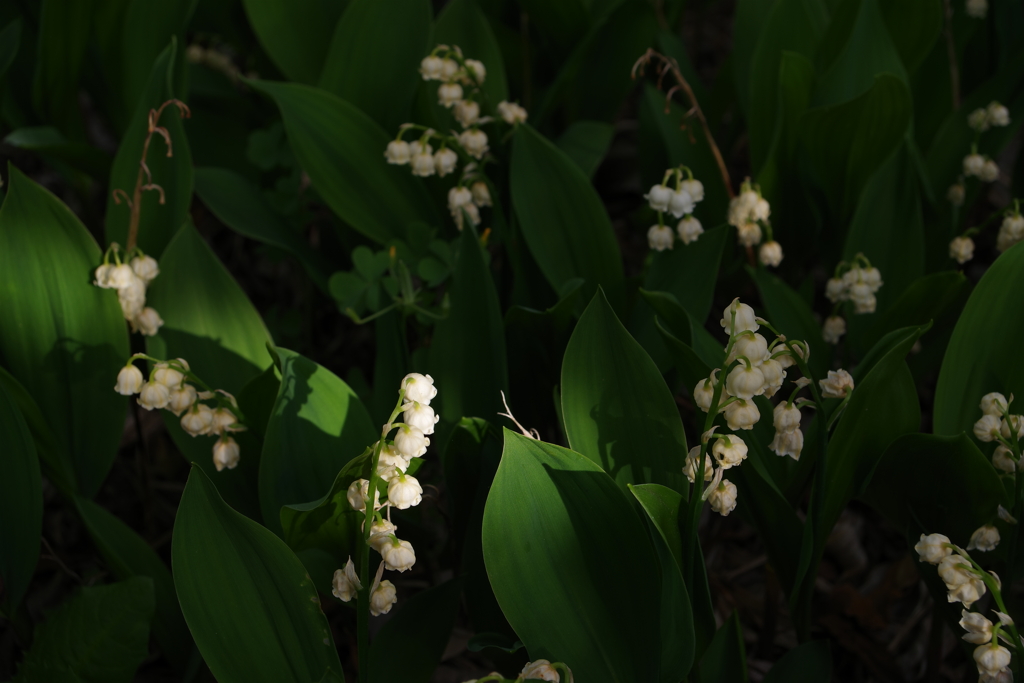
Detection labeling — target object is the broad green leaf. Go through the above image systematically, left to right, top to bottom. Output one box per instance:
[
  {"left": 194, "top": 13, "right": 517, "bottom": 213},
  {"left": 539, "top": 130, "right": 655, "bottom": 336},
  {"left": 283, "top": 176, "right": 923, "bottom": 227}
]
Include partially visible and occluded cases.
[
  {"left": 32, "top": 0, "right": 91, "bottom": 137},
  {"left": 119, "top": 0, "right": 196, "bottom": 117},
  {"left": 241, "top": 0, "right": 343, "bottom": 84},
  {"left": 319, "top": 0, "right": 432, "bottom": 133},
  {"left": 434, "top": 0, "right": 509, "bottom": 104},
  {"left": 732, "top": 0, "right": 779, "bottom": 115},
  {"left": 746, "top": 0, "right": 828, "bottom": 172},
  {"left": 879, "top": 0, "right": 943, "bottom": 74},
  {"left": 0, "top": 19, "right": 21, "bottom": 82},
  {"left": 105, "top": 41, "right": 193, "bottom": 257},
  {"left": 801, "top": 74, "right": 911, "bottom": 218},
  {"left": 251, "top": 80, "right": 440, "bottom": 245},
  {"left": 556, "top": 121, "right": 614, "bottom": 179},
  {"left": 510, "top": 124, "right": 623, "bottom": 296},
  {"left": 4, "top": 127, "right": 112, "bottom": 179},
  {"left": 0, "top": 166, "right": 129, "bottom": 498},
  {"left": 194, "top": 167, "right": 332, "bottom": 290},
  {"left": 146, "top": 223, "right": 273, "bottom": 520},
  {"left": 645, "top": 224, "right": 730, "bottom": 325},
  {"left": 429, "top": 227, "right": 508, "bottom": 424},
  {"left": 934, "top": 242, "right": 1024, "bottom": 436},
  {"left": 749, "top": 267, "right": 828, "bottom": 379},
  {"left": 860, "top": 271, "right": 968, "bottom": 354},
  {"left": 562, "top": 290, "right": 687, "bottom": 490},
  {"left": 655, "top": 320, "right": 713, "bottom": 394},
  {"left": 260, "top": 347, "right": 376, "bottom": 536},
  {"left": 237, "top": 364, "right": 283, "bottom": 441},
  {"left": 0, "top": 367, "right": 67, "bottom": 493},
  {"left": 0, "top": 380, "right": 41, "bottom": 613},
  {"left": 482, "top": 431, "right": 664, "bottom": 682},
  {"left": 863, "top": 434, "right": 1007, "bottom": 545},
  {"left": 172, "top": 466, "right": 343, "bottom": 683},
  {"left": 74, "top": 497, "right": 194, "bottom": 670},
  {"left": 13, "top": 577, "right": 154, "bottom": 683},
  {"left": 367, "top": 580, "right": 463, "bottom": 683},
  {"left": 698, "top": 612, "right": 748, "bottom": 683},
  {"left": 762, "top": 640, "right": 832, "bottom": 683}
]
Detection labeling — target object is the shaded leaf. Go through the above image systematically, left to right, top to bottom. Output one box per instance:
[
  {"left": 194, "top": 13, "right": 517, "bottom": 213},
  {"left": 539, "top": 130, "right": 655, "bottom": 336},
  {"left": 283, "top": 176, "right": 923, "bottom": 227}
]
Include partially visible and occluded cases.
[
  {"left": 241, "top": 0, "right": 342, "bottom": 84},
  {"left": 434, "top": 0, "right": 509, "bottom": 104},
  {"left": 119, "top": 1, "right": 196, "bottom": 117},
  {"left": 556, "top": 121, "right": 614, "bottom": 179},
  {"left": 0, "top": 380, "right": 41, "bottom": 613},
  {"left": 698, "top": 611, "right": 748, "bottom": 683},
  {"left": 762, "top": 640, "right": 832, "bottom": 683}
]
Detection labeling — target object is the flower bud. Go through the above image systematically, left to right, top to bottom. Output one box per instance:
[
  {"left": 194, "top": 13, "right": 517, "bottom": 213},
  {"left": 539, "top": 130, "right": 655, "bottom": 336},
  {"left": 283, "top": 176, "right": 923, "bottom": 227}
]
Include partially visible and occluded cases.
[
  {"left": 419, "top": 55, "right": 444, "bottom": 80},
  {"left": 437, "top": 82, "right": 463, "bottom": 108},
  {"left": 453, "top": 99, "right": 480, "bottom": 127},
  {"left": 496, "top": 100, "right": 528, "bottom": 125},
  {"left": 988, "top": 101, "right": 1010, "bottom": 127},
  {"left": 385, "top": 140, "right": 412, "bottom": 165},
  {"left": 410, "top": 143, "right": 435, "bottom": 177},
  {"left": 434, "top": 147, "right": 459, "bottom": 176},
  {"left": 963, "top": 153, "right": 986, "bottom": 177},
  {"left": 681, "top": 178, "right": 704, "bottom": 202},
  {"left": 471, "top": 181, "right": 491, "bottom": 207},
  {"left": 947, "top": 183, "right": 965, "bottom": 206},
  {"left": 644, "top": 184, "right": 672, "bottom": 212},
  {"left": 667, "top": 189, "right": 694, "bottom": 218},
  {"left": 676, "top": 216, "right": 703, "bottom": 244},
  {"left": 737, "top": 222, "right": 762, "bottom": 247},
  {"left": 647, "top": 224, "right": 675, "bottom": 252},
  {"left": 949, "top": 236, "right": 975, "bottom": 265},
  {"left": 759, "top": 241, "right": 783, "bottom": 267},
  {"left": 130, "top": 255, "right": 160, "bottom": 283},
  {"left": 720, "top": 298, "right": 759, "bottom": 335},
  {"left": 133, "top": 307, "right": 163, "bottom": 336},
  {"left": 822, "top": 316, "right": 846, "bottom": 345},
  {"left": 759, "top": 358, "right": 785, "bottom": 398},
  {"left": 115, "top": 364, "right": 144, "bottom": 395},
  {"left": 726, "top": 364, "right": 765, "bottom": 400},
  {"left": 819, "top": 369, "right": 854, "bottom": 399},
  {"left": 402, "top": 373, "right": 437, "bottom": 404},
  {"left": 693, "top": 376, "right": 716, "bottom": 413},
  {"left": 138, "top": 381, "right": 170, "bottom": 410},
  {"left": 167, "top": 383, "right": 197, "bottom": 416},
  {"left": 981, "top": 392, "right": 1009, "bottom": 416},
  {"left": 724, "top": 398, "right": 760, "bottom": 430},
  {"left": 403, "top": 401, "right": 438, "bottom": 435},
  {"left": 181, "top": 403, "right": 214, "bottom": 436},
  {"left": 210, "top": 407, "right": 238, "bottom": 434},
  {"left": 974, "top": 414, "right": 1002, "bottom": 442},
  {"left": 394, "top": 424, "right": 430, "bottom": 458},
  {"left": 769, "top": 428, "right": 803, "bottom": 460},
  {"left": 712, "top": 435, "right": 748, "bottom": 469},
  {"left": 213, "top": 436, "right": 240, "bottom": 471},
  {"left": 993, "top": 445, "right": 1016, "bottom": 473},
  {"left": 683, "top": 446, "right": 714, "bottom": 483},
  {"left": 388, "top": 473, "right": 423, "bottom": 510},
  {"left": 347, "top": 478, "right": 380, "bottom": 512},
  {"left": 708, "top": 479, "right": 738, "bottom": 516},
  {"left": 967, "top": 524, "right": 1000, "bottom": 552},
  {"left": 914, "top": 533, "right": 952, "bottom": 564},
  {"left": 381, "top": 537, "right": 416, "bottom": 572},
  {"left": 331, "top": 557, "right": 362, "bottom": 602},
  {"left": 370, "top": 579, "right": 397, "bottom": 616},
  {"left": 960, "top": 609, "right": 993, "bottom": 644},
  {"left": 974, "top": 643, "right": 1012, "bottom": 677},
  {"left": 520, "top": 660, "right": 560, "bottom": 682}
]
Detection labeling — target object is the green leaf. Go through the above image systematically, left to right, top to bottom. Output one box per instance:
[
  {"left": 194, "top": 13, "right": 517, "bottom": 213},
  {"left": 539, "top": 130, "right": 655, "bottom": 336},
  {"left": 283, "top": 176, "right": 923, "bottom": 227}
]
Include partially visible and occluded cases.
[
  {"left": 31, "top": 0, "right": 91, "bottom": 137},
  {"left": 241, "top": 0, "right": 342, "bottom": 84},
  {"left": 319, "top": 0, "right": 432, "bottom": 133},
  {"left": 434, "top": 0, "right": 509, "bottom": 104},
  {"left": 517, "top": 0, "right": 588, "bottom": 46},
  {"left": 879, "top": 0, "right": 943, "bottom": 74},
  {"left": 119, "top": 1, "right": 196, "bottom": 118},
  {"left": 0, "top": 19, "right": 21, "bottom": 82},
  {"left": 105, "top": 41, "right": 193, "bottom": 257},
  {"left": 801, "top": 74, "right": 911, "bottom": 218},
  {"left": 251, "top": 80, "right": 440, "bottom": 245},
  {"left": 556, "top": 121, "right": 614, "bottom": 179},
  {"left": 510, "top": 124, "right": 623, "bottom": 296},
  {"left": 4, "top": 127, "right": 112, "bottom": 179},
  {"left": 0, "top": 165, "right": 129, "bottom": 498},
  {"left": 194, "top": 167, "right": 332, "bottom": 290},
  {"left": 145, "top": 223, "right": 273, "bottom": 520},
  {"left": 645, "top": 224, "right": 730, "bottom": 325},
  {"left": 429, "top": 227, "right": 508, "bottom": 424},
  {"left": 935, "top": 244, "right": 1024, "bottom": 436},
  {"left": 749, "top": 267, "right": 828, "bottom": 379},
  {"left": 860, "top": 270, "right": 968, "bottom": 354},
  {"left": 561, "top": 290, "right": 688, "bottom": 490},
  {"left": 260, "top": 347, "right": 376, "bottom": 536},
  {"left": 237, "top": 364, "right": 283, "bottom": 441},
  {"left": 0, "top": 367, "right": 67, "bottom": 493},
  {"left": 0, "top": 380, "right": 41, "bottom": 613},
  {"left": 482, "top": 431, "right": 665, "bottom": 682},
  {"left": 863, "top": 433, "right": 1008, "bottom": 545},
  {"left": 172, "top": 466, "right": 343, "bottom": 683},
  {"left": 73, "top": 497, "right": 194, "bottom": 670},
  {"left": 13, "top": 577, "right": 155, "bottom": 683},
  {"left": 367, "top": 580, "right": 463, "bottom": 683},
  {"left": 698, "top": 611, "right": 748, "bottom": 683},
  {"left": 762, "top": 641, "right": 832, "bottom": 683}
]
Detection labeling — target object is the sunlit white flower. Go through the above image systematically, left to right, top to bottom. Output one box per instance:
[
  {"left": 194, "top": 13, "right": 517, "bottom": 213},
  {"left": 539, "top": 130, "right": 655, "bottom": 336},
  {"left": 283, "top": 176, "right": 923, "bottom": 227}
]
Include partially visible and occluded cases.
[
  {"left": 438, "top": 82, "right": 463, "bottom": 108},
  {"left": 496, "top": 100, "right": 528, "bottom": 125},
  {"left": 385, "top": 140, "right": 412, "bottom": 165},
  {"left": 435, "top": 147, "right": 459, "bottom": 176},
  {"left": 644, "top": 184, "right": 672, "bottom": 212},
  {"left": 676, "top": 216, "right": 703, "bottom": 244},
  {"left": 647, "top": 224, "right": 674, "bottom": 251},
  {"left": 949, "top": 236, "right": 975, "bottom": 264},
  {"left": 93, "top": 263, "right": 114, "bottom": 288},
  {"left": 106, "top": 263, "right": 137, "bottom": 289},
  {"left": 118, "top": 279, "right": 146, "bottom": 320},
  {"left": 720, "top": 298, "right": 759, "bottom": 335},
  {"left": 133, "top": 307, "right": 163, "bottom": 336},
  {"left": 823, "top": 316, "right": 846, "bottom": 344},
  {"left": 727, "top": 332, "right": 768, "bottom": 367},
  {"left": 153, "top": 363, "right": 184, "bottom": 389},
  {"left": 115, "top": 364, "right": 144, "bottom": 395},
  {"left": 819, "top": 369, "right": 854, "bottom": 399},
  {"left": 402, "top": 373, "right": 437, "bottom": 404},
  {"left": 693, "top": 373, "right": 719, "bottom": 413},
  {"left": 138, "top": 381, "right": 170, "bottom": 410},
  {"left": 724, "top": 398, "right": 760, "bottom": 430},
  {"left": 403, "top": 401, "right": 438, "bottom": 435},
  {"left": 181, "top": 403, "right": 214, "bottom": 436},
  {"left": 210, "top": 407, "right": 237, "bottom": 434},
  {"left": 974, "top": 414, "right": 1002, "bottom": 442},
  {"left": 394, "top": 424, "right": 430, "bottom": 458},
  {"left": 712, "top": 435, "right": 748, "bottom": 469},
  {"left": 212, "top": 436, "right": 240, "bottom": 471},
  {"left": 684, "top": 446, "right": 714, "bottom": 483},
  {"left": 387, "top": 473, "right": 423, "bottom": 510},
  {"left": 347, "top": 478, "right": 381, "bottom": 512},
  {"left": 708, "top": 479, "right": 738, "bottom": 516},
  {"left": 368, "top": 519, "right": 397, "bottom": 553},
  {"left": 967, "top": 525, "right": 1000, "bottom": 552},
  {"left": 914, "top": 533, "right": 952, "bottom": 564},
  {"left": 381, "top": 537, "right": 416, "bottom": 572},
  {"left": 332, "top": 557, "right": 362, "bottom": 602},
  {"left": 370, "top": 579, "right": 397, "bottom": 616},
  {"left": 960, "top": 610, "right": 994, "bottom": 644},
  {"left": 974, "top": 643, "right": 1012, "bottom": 677},
  {"left": 520, "top": 660, "right": 560, "bottom": 682}
]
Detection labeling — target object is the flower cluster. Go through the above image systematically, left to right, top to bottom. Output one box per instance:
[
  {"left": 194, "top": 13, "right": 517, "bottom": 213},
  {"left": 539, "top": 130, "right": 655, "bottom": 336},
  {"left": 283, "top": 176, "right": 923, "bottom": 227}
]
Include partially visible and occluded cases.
[
  {"left": 385, "top": 45, "right": 526, "bottom": 231},
  {"left": 955, "top": 100, "right": 1010, "bottom": 192},
  {"left": 968, "top": 102, "right": 1011, "bottom": 133},
  {"left": 644, "top": 166, "right": 706, "bottom": 251},
  {"left": 726, "top": 178, "right": 783, "bottom": 266},
  {"left": 94, "top": 244, "right": 163, "bottom": 336},
  {"left": 824, "top": 254, "right": 883, "bottom": 344},
  {"left": 688, "top": 299, "right": 818, "bottom": 516},
  {"left": 114, "top": 356, "right": 245, "bottom": 470},
  {"left": 332, "top": 373, "right": 439, "bottom": 617},
  {"left": 974, "top": 391, "right": 1023, "bottom": 447},
  {"left": 915, "top": 533, "right": 1018, "bottom": 681},
  {"left": 459, "top": 659, "right": 574, "bottom": 682}
]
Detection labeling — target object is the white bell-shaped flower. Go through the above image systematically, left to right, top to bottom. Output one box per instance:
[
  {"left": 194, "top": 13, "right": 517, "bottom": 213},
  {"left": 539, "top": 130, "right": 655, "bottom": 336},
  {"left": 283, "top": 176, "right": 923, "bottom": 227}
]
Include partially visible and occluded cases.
[
  {"left": 419, "top": 55, "right": 444, "bottom": 80},
  {"left": 440, "top": 58, "right": 459, "bottom": 80},
  {"left": 463, "top": 59, "right": 486, "bottom": 84},
  {"left": 437, "top": 82, "right": 463, "bottom": 108},
  {"left": 453, "top": 99, "right": 480, "bottom": 127},
  {"left": 496, "top": 101, "right": 528, "bottom": 125},
  {"left": 988, "top": 101, "right": 1010, "bottom": 127},
  {"left": 968, "top": 107, "right": 990, "bottom": 132},
  {"left": 458, "top": 129, "right": 489, "bottom": 159},
  {"left": 385, "top": 140, "right": 412, "bottom": 165},
  {"left": 410, "top": 143, "right": 435, "bottom": 177},
  {"left": 434, "top": 147, "right": 459, "bottom": 177},
  {"left": 963, "top": 153, "right": 985, "bottom": 177},
  {"left": 979, "top": 159, "right": 999, "bottom": 182},
  {"left": 681, "top": 178, "right": 704, "bottom": 202},
  {"left": 471, "top": 181, "right": 491, "bottom": 207},
  {"left": 947, "top": 183, "right": 965, "bottom": 206},
  {"left": 644, "top": 184, "right": 672, "bottom": 212},
  {"left": 448, "top": 186, "right": 473, "bottom": 215},
  {"left": 667, "top": 189, "right": 694, "bottom": 218},
  {"left": 453, "top": 202, "right": 481, "bottom": 231},
  {"left": 998, "top": 214, "right": 1024, "bottom": 252},
  {"left": 676, "top": 216, "right": 703, "bottom": 244},
  {"left": 737, "top": 222, "right": 762, "bottom": 247},
  {"left": 647, "top": 224, "right": 674, "bottom": 252},
  {"left": 949, "top": 236, "right": 975, "bottom": 264},
  {"left": 758, "top": 241, "right": 783, "bottom": 267},
  {"left": 130, "top": 255, "right": 160, "bottom": 283},
  {"left": 94, "top": 263, "right": 114, "bottom": 288},
  {"left": 106, "top": 263, "right": 138, "bottom": 289},
  {"left": 825, "top": 277, "right": 847, "bottom": 303},
  {"left": 118, "top": 279, "right": 146, "bottom": 320},
  {"left": 720, "top": 298, "right": 759, "bottom": 335},
  {"left": 133, "top": 307, "right": 163, "bottom": 336},
  {"left": 822, "top": 316, "right": 846, "bottom": 344},
  {"left": 727, "top": 332, "right": 768, "bottom": 367},
  {"left": 759, "top": 358, "right": 785, "bottom": 398},
  {"left": 153, "top": 363, "right": 184, "bottom": 388},
  {"left": 115, "top": 364, "right": 144, "bottom": 395},
  {"left": 726, "top": 364, "right": 765, "bottom": 400},
  {"left": 819, "top": 369, "right": 854, "bottom": 399},
  {"left": 402, "top": 373, "right": 437, "bottom": 404},
  {"left": 693, "top": 376, "right": 716, "bottom": 413},
  {"left": 138, "top": 381, "right": 170, "bottom": 410},
  {"left": 167, "top": 384, "right": 197, "bottom": 417},
  {"left": 981, "top": 392, "right": 1009, "bottom": 417},
  {"left": 724, "top": 398, "right": 760, "bottom": 431},
  {"left": 403, "top": 401, "right": 438, "bottom": 435},
  {"left": 181, "top": 403, "right": 214, "bottom": 436},
  {"left": 773, "top": 403, "right": 802, "bottom": 433},
  {"left": 210, "top": 407, "right": 237, "bottom": 434},
  {"left": 974, "top": 414, "right": 1002, "bottom": 442},
  {"left": 1000, "top": 415, "right": 1024, "bottom": 440},
  {"left": 394, "top": 424, "right": 430, "bottom": 458},
  {"left": 769, "top": 428, "right": 803, "bottom": 460},
  {"left": 712, "top": 435, "right": 748, "bottom": 469},
  {"left": 213, "top": 436, "right": 240, "bottom": 471},
  {"left": 993, "top": 445, "right": 1016, "bottom": 473},
  {"left": 683, "top": 446, "right": 714, "bottom": 483},
  {"left": 387, "top": 473, "right": 423, "bottom": 510},
  {"left": 347, "top": 478, "right": 380, "bottom": 512},
  {"left": 708, "top": 479, "right": 738, "bottom": 516},
  {"left": 368, "top": 519, "right": 397, "bottom": 554},
  {"left": 967, "top": 525, "right": 1000, "bottom": 552},
  {"left": 914, "top": 533, "right": 952, "bottom": 564},
  {"left": 381, "top": 537, "right": 416, "bottom": 572},
  {"left": 938, "top": 554, "right": 975, "bottom": 589},
  {"left": 331, "top": 557, "right": 362, "bottom": 602},
  {"left": 950, "top": 578, "right": 986, "bottom": 608},
  {"left": 370, "top": 579, "right": 397, "bottom": 616},
  {"left": 960, "top": 610, "right": 993, "bottom": 645},
  {"left": 974, "top": 643, "right": 1012, "bottom": 677},
  {"left": 520, "top": 660, "right": 560, "bottom": 682}
]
